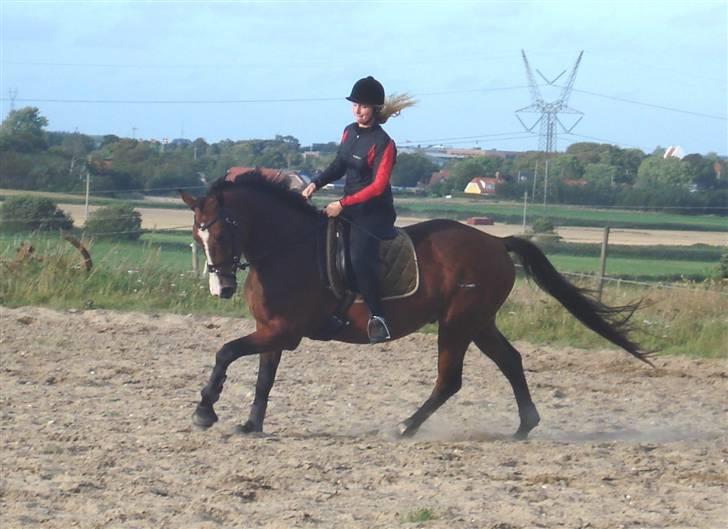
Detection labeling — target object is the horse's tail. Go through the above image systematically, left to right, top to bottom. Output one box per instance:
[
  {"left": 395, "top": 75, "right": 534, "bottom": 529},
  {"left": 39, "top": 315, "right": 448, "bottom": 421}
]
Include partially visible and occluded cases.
[{"left": 503, "top": 236, "right": 653, "bottom": 366}]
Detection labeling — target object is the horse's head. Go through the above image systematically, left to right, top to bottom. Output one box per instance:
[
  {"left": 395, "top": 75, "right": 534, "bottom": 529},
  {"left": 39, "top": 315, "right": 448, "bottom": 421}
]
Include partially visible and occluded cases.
[{"left": 180, "top": 189, "right": 243, "bottom": 299}]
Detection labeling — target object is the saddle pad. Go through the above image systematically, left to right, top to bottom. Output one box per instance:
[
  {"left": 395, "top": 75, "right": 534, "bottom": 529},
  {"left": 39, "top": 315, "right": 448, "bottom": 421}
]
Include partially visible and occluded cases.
[
  {"left": 325, "top": 220, "right": 419, "bottom": 301},
  {"left": 368, "top": 228, "right": 420, "bottom": 301}
]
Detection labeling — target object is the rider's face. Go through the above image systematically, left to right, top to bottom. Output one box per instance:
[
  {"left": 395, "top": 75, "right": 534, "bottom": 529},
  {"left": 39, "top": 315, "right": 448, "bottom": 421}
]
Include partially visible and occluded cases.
[{"left": 352, "top": 103, "right": 374, "bottom": 127}]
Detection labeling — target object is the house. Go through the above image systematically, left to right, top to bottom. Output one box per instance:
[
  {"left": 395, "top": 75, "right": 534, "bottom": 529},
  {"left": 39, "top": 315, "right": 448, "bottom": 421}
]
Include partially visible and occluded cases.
[
  {"left": 429, "top": 169, "right": 450, "bottom": 185},
  {"left": 464, "top": 175, "right": 502, "bottom": 196}
]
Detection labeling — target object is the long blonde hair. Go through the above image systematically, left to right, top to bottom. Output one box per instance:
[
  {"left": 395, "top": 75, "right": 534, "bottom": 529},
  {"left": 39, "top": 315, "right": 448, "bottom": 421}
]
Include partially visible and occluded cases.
[{"left": 377, "top": 93, "right": 417, "bottom": 124}]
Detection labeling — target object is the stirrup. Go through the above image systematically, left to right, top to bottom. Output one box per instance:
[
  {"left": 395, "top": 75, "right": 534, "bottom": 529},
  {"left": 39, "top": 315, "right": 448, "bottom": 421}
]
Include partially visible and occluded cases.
[{"left": 367, "top": 315, "right": 391, "bottom": 344}]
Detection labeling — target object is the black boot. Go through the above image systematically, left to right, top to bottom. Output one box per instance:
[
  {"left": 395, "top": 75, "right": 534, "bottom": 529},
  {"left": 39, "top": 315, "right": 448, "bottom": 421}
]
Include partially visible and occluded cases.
[{"left": 367, "top": 315, "right": 391, "bottom": 344}]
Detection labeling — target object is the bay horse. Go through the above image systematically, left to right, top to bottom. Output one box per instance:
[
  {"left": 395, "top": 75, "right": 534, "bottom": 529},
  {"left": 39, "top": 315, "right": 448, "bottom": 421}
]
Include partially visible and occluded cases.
[{"left": 180, "top": 172, "right": 650, "bottom": 439}]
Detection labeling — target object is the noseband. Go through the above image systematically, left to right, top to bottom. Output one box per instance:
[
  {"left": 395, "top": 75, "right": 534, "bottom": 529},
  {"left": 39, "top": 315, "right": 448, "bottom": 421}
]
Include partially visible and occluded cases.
[{"left": 195, "top": 209, "right": 249, "bottom": 276}]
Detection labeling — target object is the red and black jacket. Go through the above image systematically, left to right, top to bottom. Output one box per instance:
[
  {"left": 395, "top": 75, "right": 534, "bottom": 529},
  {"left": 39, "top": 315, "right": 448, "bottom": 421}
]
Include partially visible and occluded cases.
[{"left": 313, "top": 122, "right": 397, "bottom": 237}]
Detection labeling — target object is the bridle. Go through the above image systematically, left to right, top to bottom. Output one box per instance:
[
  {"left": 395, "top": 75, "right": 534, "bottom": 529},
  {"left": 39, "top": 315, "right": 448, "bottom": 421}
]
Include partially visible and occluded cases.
[
  {"left": 194, "top": 203, "right": 331, "bottom": 279},
  {"left": 195, "top": 208, "right": 249, "bottom": 277}
]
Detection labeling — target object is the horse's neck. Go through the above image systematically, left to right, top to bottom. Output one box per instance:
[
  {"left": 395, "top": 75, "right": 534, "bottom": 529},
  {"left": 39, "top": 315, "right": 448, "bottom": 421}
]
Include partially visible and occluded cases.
[{"left": 235, "top": 191, "right": 317, "bottom": 256}]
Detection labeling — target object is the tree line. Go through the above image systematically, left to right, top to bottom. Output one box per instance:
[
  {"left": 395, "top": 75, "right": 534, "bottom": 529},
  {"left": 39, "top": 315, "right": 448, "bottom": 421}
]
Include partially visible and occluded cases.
[{"left": 1, "top": 107, "right": 725, "bottom": 214}]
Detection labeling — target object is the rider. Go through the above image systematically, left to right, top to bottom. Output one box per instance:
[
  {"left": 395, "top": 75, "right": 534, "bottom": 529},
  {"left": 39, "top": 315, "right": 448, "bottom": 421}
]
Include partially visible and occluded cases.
[{"left": 301, "top": 76, "right": 413, "bottom": 344}]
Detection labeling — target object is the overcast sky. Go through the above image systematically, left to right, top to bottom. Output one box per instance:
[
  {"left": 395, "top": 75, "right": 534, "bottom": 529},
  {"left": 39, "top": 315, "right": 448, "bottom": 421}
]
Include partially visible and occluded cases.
[{"left": 1, "top": 0, "right": 726, "bottom": 155}]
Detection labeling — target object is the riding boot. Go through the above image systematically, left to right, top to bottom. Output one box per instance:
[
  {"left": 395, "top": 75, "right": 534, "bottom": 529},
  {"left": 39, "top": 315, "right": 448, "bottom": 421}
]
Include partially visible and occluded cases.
[{"left": 367, "top": 315, "right": 391, "bottom": 343}]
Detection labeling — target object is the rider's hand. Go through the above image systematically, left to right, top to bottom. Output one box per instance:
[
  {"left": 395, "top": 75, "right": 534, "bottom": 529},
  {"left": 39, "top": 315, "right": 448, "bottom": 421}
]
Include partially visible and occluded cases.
[
  {"left": 301, "top": 182, "right": 317, "bottom": 199},
  {"left": 324, "top": 201, "right": 343, "bottom": 217}
]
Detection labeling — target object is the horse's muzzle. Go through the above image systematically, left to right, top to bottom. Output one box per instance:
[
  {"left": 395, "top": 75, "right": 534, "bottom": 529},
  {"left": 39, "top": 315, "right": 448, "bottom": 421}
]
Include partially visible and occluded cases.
[
  {"left": 208, "top": 271, "right": 237, "bottom": 298},
  {"left": 219, "top": 286, "right": 236, "bottom": 299}
]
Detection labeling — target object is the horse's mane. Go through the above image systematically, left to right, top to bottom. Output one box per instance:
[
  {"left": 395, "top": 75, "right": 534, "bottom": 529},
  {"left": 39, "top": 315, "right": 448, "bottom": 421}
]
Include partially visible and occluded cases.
[{"left": 208, "top": 170, "right": 321, "bottom": 217}]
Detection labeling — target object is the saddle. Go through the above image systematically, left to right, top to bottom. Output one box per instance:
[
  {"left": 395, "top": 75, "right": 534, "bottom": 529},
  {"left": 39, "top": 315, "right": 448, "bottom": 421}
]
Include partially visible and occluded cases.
[
  {"left": 313, "top": 218, "right": 419, "bottom": 340},
  {"left": 324, "top": 218, "right": 419, "bottom": 302}
]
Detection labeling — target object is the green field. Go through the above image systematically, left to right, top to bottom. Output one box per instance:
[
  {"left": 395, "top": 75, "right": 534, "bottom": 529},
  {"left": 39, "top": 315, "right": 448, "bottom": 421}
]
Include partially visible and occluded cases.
[{"left": 385, "top": 196, "right": 728, "bottom": 231}]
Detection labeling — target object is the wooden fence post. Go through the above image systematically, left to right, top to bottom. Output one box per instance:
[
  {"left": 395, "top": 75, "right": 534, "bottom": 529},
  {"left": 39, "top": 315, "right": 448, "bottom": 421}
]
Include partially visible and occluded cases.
[{"left": 596, "top": 226, "right": 610, "bottom": 301}]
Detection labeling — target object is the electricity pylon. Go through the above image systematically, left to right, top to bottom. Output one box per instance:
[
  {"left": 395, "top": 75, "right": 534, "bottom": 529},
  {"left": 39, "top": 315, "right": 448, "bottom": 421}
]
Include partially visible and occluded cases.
[{"left": 516, "top": 50, "right": 584, "bottom": 153}]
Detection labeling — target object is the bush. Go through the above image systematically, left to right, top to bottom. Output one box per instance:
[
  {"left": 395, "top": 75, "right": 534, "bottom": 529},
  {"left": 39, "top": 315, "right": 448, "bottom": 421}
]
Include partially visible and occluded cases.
[
  {"left": 0, "top": 195, "right": 73, "bottom": 232},
  {"left": 84, "top": 203, "right": 142, "bottom": 240},
  {"left": 531, "top": 217, "right": 555, "bottom": 233},
  {"left": 720, "top": 253, "right": 728, "bottom": 279}
]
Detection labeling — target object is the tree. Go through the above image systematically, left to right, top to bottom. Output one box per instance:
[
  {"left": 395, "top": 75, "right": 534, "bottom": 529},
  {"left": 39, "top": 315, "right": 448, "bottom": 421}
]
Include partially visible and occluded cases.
[
  {"left": 0, "top": 107, "right": 49, "bottom": 152},
  {"left": 391, "top": 153, "right": 438, "bottom": 187},
  {"left": 683, "top": 153, "right": 718, "bottom": 190},
  {"left": 549, "top": 155, "right": 584, "bottom": 181},
  {"left": 636, "top": 155, "right": 692, "bottom": 188},
  {"left": 583, "top": 163, "right": 619, "bottom": 186},
  {"left": 0, "top": 195, "right": 73, "bottom": 232},
  {"left": 84, "top": 203, "right": 142, "bottom": 240}
]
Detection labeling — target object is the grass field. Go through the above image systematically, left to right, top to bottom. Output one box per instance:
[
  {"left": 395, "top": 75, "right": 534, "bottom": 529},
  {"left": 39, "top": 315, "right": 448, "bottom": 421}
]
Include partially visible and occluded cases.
[{"left": 386, "top": 196, "right": 728, "bottom": 231}]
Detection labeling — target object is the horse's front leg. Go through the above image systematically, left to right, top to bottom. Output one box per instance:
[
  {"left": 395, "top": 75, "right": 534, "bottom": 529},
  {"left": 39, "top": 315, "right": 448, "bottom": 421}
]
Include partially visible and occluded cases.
[
  {"left": 193, "top": 327, "right": 298, "bottom": 430},
  {"left": 193, "top": 333, "right": 267, "bottom": 429},
  {"left": 192, "top": 336, "right": 248, "bottom": 428},
  {"left": 236, "top": 350, "right": 282, "bottom": 434}
]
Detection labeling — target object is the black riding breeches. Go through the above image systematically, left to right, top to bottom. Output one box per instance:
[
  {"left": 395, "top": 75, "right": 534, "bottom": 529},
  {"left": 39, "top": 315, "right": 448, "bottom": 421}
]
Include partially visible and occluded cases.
[{"left": 348, "top": 223, "right": 384, "bottom": 317}]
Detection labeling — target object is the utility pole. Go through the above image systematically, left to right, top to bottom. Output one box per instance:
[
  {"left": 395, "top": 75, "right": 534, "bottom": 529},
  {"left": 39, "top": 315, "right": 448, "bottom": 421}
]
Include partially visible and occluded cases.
[
  {"left": 8, "top": 88, "right": 17, "bottom": 111},
  {"left": 543, "top": 159, "right": 549, "bottom": 207},
  {"left": 532, "top": 161, "right": 539, "bottom": 201},
  {"left": 84, "top": 168, "right": 91, "bottom": 223},
  {"left": 522, "top": 191, "right": 528, "bottom": 233},
  {"left": 596, "top": 226, "right": 610, "bottom": 301}
]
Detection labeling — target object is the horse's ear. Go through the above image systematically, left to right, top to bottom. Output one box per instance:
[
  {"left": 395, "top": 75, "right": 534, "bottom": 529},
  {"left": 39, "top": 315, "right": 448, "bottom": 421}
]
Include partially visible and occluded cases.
[{"left": 179, "top": 190, "right": 197, "bottom": 210}]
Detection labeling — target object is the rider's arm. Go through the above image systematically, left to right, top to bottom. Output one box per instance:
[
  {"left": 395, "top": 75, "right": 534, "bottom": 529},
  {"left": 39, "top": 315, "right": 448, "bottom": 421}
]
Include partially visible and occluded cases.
[{"left": 312, "top": 128, "right": 350, "bottom": 190}]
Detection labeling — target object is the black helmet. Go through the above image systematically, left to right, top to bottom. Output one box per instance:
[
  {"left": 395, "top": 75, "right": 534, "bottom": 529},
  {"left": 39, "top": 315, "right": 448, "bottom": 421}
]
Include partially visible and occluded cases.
[{"left": 346, "top": 76, "right": 385, "bottom": 106}]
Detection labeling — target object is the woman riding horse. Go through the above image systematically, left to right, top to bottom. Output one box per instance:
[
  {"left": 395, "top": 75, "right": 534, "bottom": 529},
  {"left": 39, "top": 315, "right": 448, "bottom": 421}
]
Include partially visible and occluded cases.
[
  {"left": 302, "top": 76, "right": 415, "bottom": 343},
  {"left": 180, "top": 172, "right": 650, "bottom": 439}
]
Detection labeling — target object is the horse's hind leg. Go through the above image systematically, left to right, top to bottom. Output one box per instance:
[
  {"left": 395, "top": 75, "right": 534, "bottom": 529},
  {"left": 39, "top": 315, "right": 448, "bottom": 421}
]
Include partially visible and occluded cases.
[
  {"left": 398, "top": 325, "right": 470, "bottom": 437},
  {"left": 473, "top": 328, "right": 540, "bottom": 439},
  {"left": 236, "top": 350, "right": 282, "bottom": 434}
]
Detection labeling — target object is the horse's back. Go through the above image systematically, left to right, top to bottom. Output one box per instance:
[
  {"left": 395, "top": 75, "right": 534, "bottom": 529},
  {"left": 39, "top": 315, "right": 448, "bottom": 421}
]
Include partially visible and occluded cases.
[
  {"left": 403, "top": 218, "right": 516, "bottom": 302},
  {"left": 404, "top": 218, "right": 509, "bottom": 252}
]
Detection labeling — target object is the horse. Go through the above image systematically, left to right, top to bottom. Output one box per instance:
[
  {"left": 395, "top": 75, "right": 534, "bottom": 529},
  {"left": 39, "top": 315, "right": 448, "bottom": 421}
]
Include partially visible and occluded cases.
[{"left": 179, "top": 171, "right": 651, "bottom": 439}]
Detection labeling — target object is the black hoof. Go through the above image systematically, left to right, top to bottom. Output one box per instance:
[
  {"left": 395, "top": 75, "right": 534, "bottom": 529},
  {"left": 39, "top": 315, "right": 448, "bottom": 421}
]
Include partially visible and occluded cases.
[
  {"left": 192, "top": 405, "right": 218, "bottom": 429},
  {"left": 513, "top": 406, "right": 540, "bottom": 440},
  {"left": 397, "top": 420, "right": 418, "bottom": 438},
  {"left": 234, "top": 421, "right": 263, "bottom": 435}
]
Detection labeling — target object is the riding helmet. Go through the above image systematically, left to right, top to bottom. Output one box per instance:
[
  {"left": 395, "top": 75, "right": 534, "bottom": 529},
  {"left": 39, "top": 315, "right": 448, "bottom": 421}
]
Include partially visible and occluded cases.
[{"left": 346, "top": 76, "right": 385, "bottom": 106}]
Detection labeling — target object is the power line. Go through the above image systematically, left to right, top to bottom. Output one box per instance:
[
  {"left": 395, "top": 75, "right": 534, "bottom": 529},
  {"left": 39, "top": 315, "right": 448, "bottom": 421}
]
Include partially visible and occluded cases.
[
  {"left": 0, "top": 84, "right": 530, "bottom": 105},
  {"left": 571, "top": 87, "right": 727, "bottom": 121},
  {"left": 399, "top": 131, "right": 536, "bottom": 146},
  {"left": 563, "top": 131, "right": 643, "bottom": 149}
]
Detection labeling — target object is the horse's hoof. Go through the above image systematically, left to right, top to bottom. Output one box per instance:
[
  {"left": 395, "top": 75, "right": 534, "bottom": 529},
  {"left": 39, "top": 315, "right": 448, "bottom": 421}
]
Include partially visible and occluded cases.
[
  {"left": 192, "top": 406, "right": 218, "bottom": 430},
  {"left": 513, "top": 406, "right": 540, "bottom": 440},
  {"left": 397, "top": 420, "right": 417, "bottom": 438},
  {"left": 234, "top": 421, "right": 262, "bottom": 435},
  {"left": 512, "top": 428, "right": 530, "bottom": 441}
]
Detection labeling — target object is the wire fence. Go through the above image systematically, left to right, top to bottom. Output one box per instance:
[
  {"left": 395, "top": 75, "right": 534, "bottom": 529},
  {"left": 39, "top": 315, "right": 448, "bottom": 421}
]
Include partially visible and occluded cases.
[{"left": 1, "top": 226, "right": 724, "bottom": 296}]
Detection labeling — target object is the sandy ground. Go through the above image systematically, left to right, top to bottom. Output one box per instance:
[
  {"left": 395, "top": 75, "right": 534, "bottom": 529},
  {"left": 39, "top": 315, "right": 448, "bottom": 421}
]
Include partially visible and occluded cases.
[
  {"left": 57, "top": 205, "right": 727, "bottom": 247},
  {"left": 1, "top": 306, "right": 726, "bottom": 529}
]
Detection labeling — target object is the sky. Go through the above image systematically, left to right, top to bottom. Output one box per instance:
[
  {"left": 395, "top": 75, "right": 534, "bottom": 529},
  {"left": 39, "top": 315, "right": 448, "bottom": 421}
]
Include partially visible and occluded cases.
[{"left": 1, "top": 0, "right": 726, "bottom": 156}]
